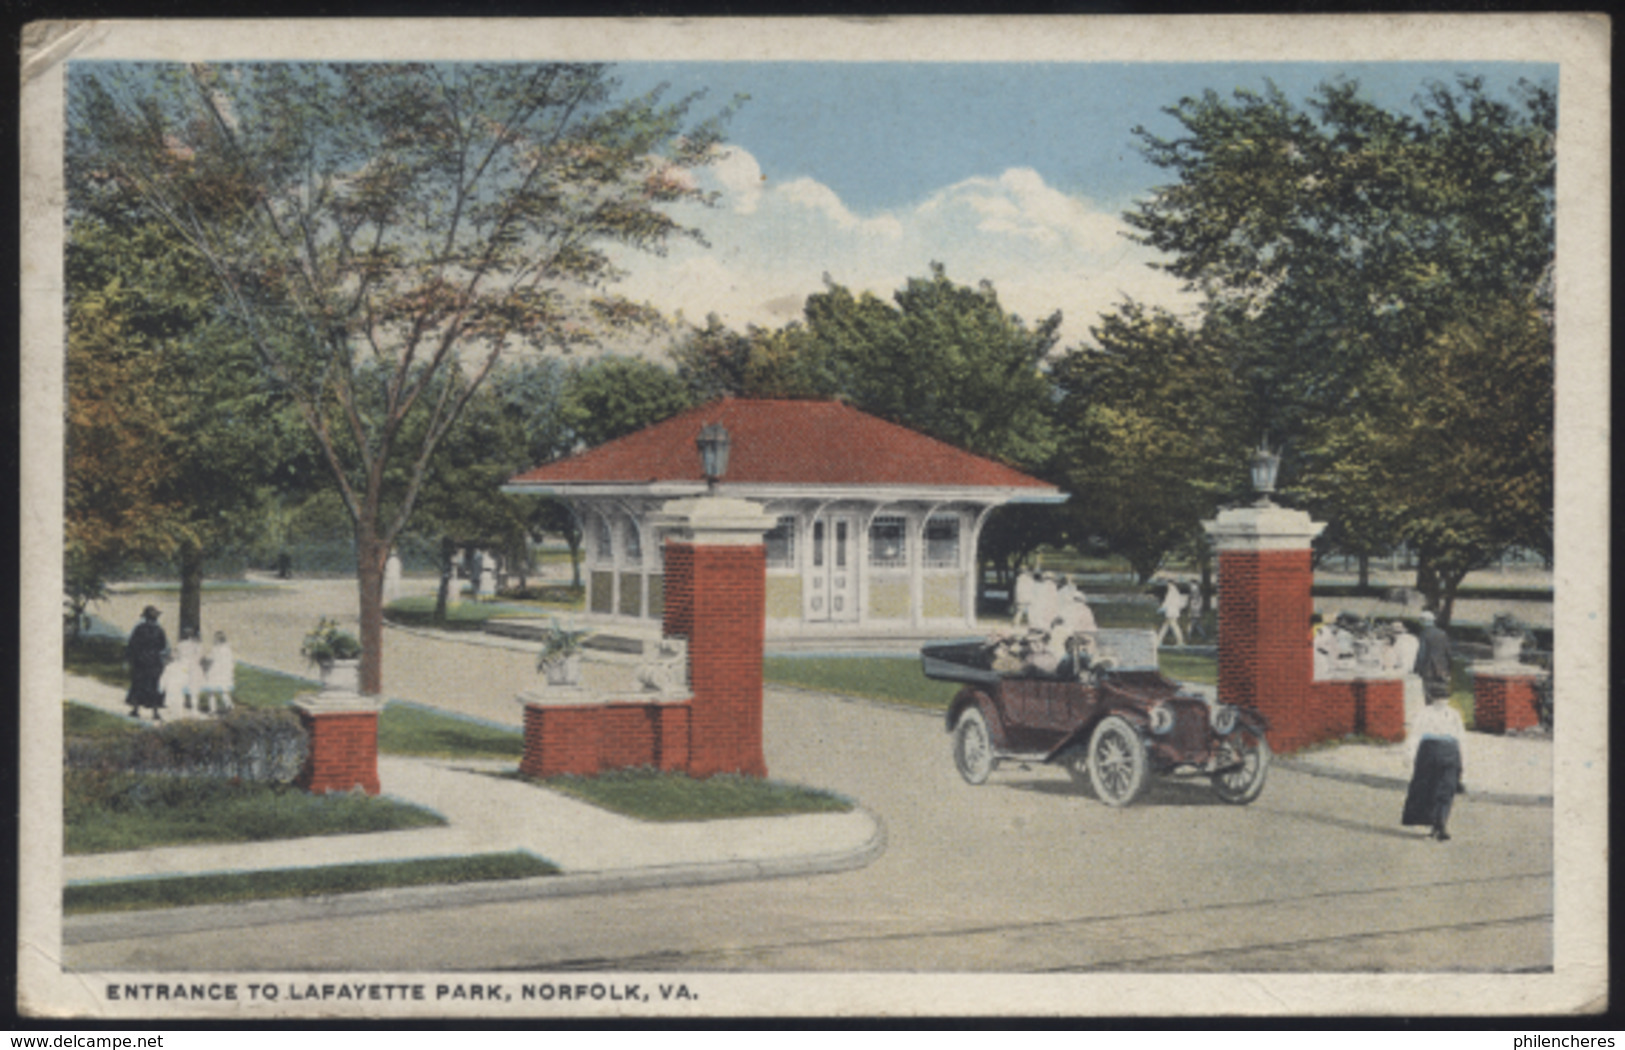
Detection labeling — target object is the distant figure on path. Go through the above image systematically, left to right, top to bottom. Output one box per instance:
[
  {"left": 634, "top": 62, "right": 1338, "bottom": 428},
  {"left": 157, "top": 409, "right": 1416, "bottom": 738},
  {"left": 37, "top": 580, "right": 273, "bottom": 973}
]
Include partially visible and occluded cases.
[
  {"left": 383, "top": 550, "right": 403, "bottom": 606},
  {"left": 479, "top": 550, "right": 498, "bottom": 600},
  {"left": 1012, "top": 570, "right": 1035, "bottom": 626},
  {"left": 1156, "top": 580, "right": 1187, "bottom": 648},
  {"left": 1186, "top": 580, "right": 1206, "bottom": 641},
  {"left": 124, "top": 605, "right": 168, "bottom": 720},
  {"left": 1413, "top": 610, "right": 1454, "bottom": 701},
  {"left": 1311, "top": 613, "right": 1333, "bottom": 679},
  {"left": 198, "top": 630, "right": 235, "bottom": 714},
  {"left": 1402, "top": 694, "right": 1467, "bottom": 841}
]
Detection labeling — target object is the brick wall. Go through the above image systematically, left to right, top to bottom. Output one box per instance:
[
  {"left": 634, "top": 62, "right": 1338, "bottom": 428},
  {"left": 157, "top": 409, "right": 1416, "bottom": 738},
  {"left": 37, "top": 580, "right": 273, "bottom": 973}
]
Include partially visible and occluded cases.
[
  {"left": 670, "top": 542, "right": 768, "bottom": 778},
  {"left": 1217, "top": 548, "right": 1317, "bottom": 753},
  {"left": 1473, "top": 672, "right": 1541, "bottom": 733},
  {"left": 520, "top": 699, "right": 692, "bottom": 778},
  {"left": 294, "top": 710, "right": 381, "bottom": 794}
]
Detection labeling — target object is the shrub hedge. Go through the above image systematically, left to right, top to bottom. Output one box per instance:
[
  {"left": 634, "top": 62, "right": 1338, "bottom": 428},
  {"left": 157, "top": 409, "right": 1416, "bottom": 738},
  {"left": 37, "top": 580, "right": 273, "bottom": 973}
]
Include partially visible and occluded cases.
[{"left": 66, "top": 708, "right": 308, "bottom": 783}]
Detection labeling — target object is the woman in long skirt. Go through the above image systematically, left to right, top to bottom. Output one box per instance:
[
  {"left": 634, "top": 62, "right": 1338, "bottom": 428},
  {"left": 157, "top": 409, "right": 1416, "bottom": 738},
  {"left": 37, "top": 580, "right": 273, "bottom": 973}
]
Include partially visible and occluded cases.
[
  {"left": 124, "top": 605, "right": 168, "bottom": 720},
  {"left": 1402, "top": 696, "right": 1468, "bottom": 840}
]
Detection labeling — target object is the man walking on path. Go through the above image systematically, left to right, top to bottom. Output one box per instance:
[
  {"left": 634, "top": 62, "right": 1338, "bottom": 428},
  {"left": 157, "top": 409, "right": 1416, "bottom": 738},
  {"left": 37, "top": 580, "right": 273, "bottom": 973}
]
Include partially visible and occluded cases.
[{"left": 1413, "top": 610, "right": 1454, "bottom": 701}]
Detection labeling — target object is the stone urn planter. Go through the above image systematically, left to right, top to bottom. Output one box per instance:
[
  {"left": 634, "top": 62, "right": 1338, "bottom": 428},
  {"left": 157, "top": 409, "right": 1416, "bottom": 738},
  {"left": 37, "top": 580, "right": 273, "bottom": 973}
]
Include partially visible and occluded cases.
[
  {"left": 1488, "top": 612, "right": 1529, "bottom": 665},
  {"left": 301, "top": 617, "right": 364, "bottom": 696},
  {"left": 1491, "top": 634, "right": 1525, "bottom": 664},
  {"left": 540, "top": 654, "right": 582, "bottom": 688},
  {"left": 319, "top": 658, "right": 362, "bottom": 695}
]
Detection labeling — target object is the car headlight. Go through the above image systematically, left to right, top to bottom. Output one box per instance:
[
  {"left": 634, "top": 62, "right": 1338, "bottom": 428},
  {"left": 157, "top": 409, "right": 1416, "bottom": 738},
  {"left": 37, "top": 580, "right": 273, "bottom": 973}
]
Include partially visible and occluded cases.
[
  {"left": 1149, "top": 704, "right": 1175, "bottom": 735},
  {"left": 1210, "top": 704, "right": 1238, "bottom": 736}
]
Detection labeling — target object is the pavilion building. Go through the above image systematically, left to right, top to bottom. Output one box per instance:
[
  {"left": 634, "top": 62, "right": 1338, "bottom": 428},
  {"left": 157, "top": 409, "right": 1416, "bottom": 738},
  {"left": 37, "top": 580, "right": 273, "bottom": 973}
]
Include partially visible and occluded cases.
[{"left": 503, "top": 398, "right": 1066, "bottom": 638}]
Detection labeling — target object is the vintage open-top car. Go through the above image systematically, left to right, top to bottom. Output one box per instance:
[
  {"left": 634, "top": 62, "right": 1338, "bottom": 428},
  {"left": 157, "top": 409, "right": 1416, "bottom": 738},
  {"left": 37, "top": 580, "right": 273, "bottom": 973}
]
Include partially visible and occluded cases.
[{"left": 921, "top": 629, "right": 1271, "bottom": 806}]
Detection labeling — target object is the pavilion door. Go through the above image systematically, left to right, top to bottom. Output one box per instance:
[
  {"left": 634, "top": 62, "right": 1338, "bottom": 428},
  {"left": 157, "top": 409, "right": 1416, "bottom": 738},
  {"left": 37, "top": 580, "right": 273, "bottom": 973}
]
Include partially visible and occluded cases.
[{"left": 804, "top": 514, "right": 858, "bottom": 623}]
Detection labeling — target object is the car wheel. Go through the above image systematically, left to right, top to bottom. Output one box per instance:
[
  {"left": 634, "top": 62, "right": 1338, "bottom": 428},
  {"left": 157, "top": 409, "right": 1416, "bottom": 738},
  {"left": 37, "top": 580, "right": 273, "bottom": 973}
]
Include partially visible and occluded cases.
[
  {"left": 952, "top": 706, "right": 995, "bottom": 785},
  {"left": 1087, "top": 715, "right": 1148, "bottom": 807},
  {"left": 1211, "top": 731, "right": 1272, "bottom": 804}
]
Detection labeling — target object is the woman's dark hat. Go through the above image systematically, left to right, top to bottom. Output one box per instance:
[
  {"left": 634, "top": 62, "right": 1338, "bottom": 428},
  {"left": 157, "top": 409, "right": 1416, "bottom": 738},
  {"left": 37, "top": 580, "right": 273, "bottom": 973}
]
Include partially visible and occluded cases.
[{"left": 142, "top": 605, "right": 161, "bottom": 620}]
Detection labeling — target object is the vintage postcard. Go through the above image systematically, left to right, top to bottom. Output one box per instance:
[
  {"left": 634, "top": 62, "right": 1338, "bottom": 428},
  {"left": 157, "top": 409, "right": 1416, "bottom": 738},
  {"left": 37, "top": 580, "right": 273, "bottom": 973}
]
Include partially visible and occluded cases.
[{"left": 17, "top": 15, "right": 1609, "bottom": 1019}]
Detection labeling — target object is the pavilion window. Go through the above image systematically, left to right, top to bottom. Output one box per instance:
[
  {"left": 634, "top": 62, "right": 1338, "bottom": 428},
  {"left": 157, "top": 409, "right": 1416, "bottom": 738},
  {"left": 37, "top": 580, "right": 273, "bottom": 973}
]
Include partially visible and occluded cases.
[
  {"left": 924, "top": 514, "right": 960, "bottom": 569},
  {"left": 593, "top": 515, "right": 614, "bottom": 564},
  {"left": 764, "top": 515, "right": 797, "bottom": 570},
  {"left": 869, "top": 516, "right": 907, "bottom": 569},
  {"left": 623, "top": 517, "right": 642, "bottom": 566}
]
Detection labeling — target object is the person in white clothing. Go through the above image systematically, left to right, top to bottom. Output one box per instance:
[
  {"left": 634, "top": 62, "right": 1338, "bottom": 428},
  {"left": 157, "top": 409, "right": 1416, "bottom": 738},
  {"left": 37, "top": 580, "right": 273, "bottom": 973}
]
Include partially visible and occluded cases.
[
  {"left": 383, "top": 550, "right": 403, "bottom": 606},
  {"left": 1012, "top": 570, "right": 1035, "bottom": 626},
  {"left": 1029, "top": 573, "right": 1061, "bottom": 633},
  {"left": 1155, "top": 580, "right": 1187, "bottom": 647},
  {"left": 1389, "top": 622, "right": 1420, "bottom": 676},
  {"left": 167, "top": 627, "right": 204, "bottom": 711},
  {"left": 197, "top": 630, "right": 235, "bottom": 714},
  {"left": 1402, "top": 696, "right": 1467, "bottom": 841}
]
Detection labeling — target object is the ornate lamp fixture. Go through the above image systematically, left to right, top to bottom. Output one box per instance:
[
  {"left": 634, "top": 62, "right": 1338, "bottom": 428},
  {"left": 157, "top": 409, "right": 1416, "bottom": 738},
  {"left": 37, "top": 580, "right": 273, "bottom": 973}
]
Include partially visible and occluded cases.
[
  {"left": 696, "top": 422, "right": 732, "bottom": 491},
  {"left": 1250, "top": 438, "right": 1281, "bottom": 507}
]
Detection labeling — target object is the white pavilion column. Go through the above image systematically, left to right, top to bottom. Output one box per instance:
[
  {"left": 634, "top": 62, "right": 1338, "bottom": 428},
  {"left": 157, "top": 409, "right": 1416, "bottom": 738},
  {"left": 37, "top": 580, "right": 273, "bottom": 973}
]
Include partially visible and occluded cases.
[{"left": 908, "top": 511, "right": 925, "bottom": 629}]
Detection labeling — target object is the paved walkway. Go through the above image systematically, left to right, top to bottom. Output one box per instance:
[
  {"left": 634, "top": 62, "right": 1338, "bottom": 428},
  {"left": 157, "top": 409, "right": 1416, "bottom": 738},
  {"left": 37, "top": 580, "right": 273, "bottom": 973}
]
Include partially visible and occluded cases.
[{"left": 62, "top": 576, "right": 1549, "bottom": 941}]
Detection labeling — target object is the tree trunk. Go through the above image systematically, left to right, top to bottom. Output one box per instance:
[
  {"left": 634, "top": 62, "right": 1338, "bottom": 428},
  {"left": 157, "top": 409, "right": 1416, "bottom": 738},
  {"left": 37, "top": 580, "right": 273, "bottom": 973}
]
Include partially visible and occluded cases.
[
  {"left": 356, "top": 528, "right": 388, "bottom": 697},
  {"left": 566, "top": 530, "right": 583, "bottom": 590},
  {"left": 434, "top": 536, "right": 456, "bottom": 625},
  {"left": 178, "top": 544, "right": 205, "bottom": 638},
  {"left": 1357, "top": 553, "right": 1371, "bottom": 590},
  {"left": 1415, "top": 556, "right": 1441, "bottom": 613},
  {"left": 1437, "top": 568, "right": 1470, "bottom": 629}
]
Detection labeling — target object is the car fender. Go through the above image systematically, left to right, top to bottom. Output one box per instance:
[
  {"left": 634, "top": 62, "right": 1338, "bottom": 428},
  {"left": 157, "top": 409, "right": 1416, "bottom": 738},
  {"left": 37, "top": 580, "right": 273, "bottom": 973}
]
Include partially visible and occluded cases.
[
  {"left": 946, "top": 688, "right": 1008, "bottom": 750},
  {"left": 1046, "top": 705, "right": 1152, "bottom": 762},
  {"left": 1235, "top": 706, "right": 1270, "bottom": 735}
]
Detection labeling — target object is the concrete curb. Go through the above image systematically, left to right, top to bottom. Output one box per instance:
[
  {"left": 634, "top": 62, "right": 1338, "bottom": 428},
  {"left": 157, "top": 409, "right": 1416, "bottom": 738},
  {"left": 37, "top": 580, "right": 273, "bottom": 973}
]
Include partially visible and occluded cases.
[
  {"left": 1277, "top": 758, "right": 1552, "bottom": 807},
  {"left": 62, "top": 807, "right": 887, "bottom": 945}
]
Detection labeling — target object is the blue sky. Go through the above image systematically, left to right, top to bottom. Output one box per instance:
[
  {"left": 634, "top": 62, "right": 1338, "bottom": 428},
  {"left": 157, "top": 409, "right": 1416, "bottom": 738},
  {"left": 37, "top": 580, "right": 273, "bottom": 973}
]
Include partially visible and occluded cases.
[{"left": 604, "top": 61, "right": 1555, "bottom": 347}]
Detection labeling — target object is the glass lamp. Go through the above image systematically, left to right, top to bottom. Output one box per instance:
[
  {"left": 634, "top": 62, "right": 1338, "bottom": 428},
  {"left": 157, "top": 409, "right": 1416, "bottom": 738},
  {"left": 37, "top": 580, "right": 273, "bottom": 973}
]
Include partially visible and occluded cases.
[
  {"left": 697, "top": 422, "right": 731, "bottom": 489},
  {"left": 1250, "top": 439, "right": 1281, "bottom": 506}
]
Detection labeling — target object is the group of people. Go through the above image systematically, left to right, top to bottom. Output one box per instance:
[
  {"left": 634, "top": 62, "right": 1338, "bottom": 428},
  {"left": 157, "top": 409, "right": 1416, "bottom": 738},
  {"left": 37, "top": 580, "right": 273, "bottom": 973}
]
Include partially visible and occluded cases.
[
  {"left": 994, "top": 571, "right": 1101, "bottom": 677},
  {"left": 123, "top": 605, "right": 235, "bottom": 721}
]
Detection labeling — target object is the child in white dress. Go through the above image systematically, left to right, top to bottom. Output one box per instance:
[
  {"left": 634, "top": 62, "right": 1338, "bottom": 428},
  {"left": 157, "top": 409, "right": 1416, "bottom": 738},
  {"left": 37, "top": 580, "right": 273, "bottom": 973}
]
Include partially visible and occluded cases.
[{"left": 198, "top": 630, "right": 235, "bottom": 714}]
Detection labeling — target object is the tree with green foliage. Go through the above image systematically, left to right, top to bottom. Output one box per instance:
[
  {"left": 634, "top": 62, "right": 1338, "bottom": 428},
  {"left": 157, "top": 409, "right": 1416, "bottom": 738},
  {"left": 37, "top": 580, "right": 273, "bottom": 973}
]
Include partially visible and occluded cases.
[
  {"left": 69, "top": 62, "right": 730, "bottom": 692},
  {"left": 1124, "top": 75, "right": 1554, "bottom": 619},
  {"left": 66, "top": 213, "right": 303, "bottom": 636},
  {"left": 803, "top": 263, "right": 1060, "bottom": 469},
  {"left": 1050, "top": 303, "right": 1247, "bottom": 584},
  {"left": 670, "top": 313, "right": 825, "bottom": 402},
  {"left": 558, "top": 355, "right": 694, "bottom": 450}
]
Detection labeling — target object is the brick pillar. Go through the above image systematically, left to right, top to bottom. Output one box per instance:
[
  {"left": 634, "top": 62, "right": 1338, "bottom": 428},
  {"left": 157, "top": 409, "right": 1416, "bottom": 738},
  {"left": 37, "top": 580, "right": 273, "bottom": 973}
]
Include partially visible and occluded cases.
[
  {"left": 651, "top": 496, "right": 775, "bottom": 778},
  {"left": 1203, "top": 504, "right": 1326, "bottom": 754},
  {"left": 1471, "top": 666, "right": 1545, "bottom": 733},
  {"left": 292, "top": 693, "right": 383, "bottom": 795}
]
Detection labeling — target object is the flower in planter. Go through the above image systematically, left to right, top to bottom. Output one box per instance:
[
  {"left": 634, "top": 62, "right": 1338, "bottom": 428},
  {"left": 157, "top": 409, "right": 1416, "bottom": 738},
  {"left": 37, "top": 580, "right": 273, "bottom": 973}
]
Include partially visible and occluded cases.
[
  {"left": 1488, "top": 612, "right": 1529, "bottom": 641},
  {"left": 300, "top": 617, "right": 362, "bottom": 666},
  {"left": 536, "top": 618, "right": 591, "bottom": 671}
]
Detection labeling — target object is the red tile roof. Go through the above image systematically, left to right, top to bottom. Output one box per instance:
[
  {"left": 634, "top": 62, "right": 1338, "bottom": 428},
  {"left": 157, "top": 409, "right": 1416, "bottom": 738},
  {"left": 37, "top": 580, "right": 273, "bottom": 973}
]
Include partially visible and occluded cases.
[{"left": 508, "top": 398, "right": 1057, "bottom": 492}]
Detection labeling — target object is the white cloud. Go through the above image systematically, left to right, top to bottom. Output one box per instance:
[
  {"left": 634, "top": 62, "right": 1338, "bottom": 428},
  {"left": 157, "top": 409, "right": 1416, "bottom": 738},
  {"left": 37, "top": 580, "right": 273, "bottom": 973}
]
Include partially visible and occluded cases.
[{"left": 612, "top": 149, "right": 1196, "bottom": 351}]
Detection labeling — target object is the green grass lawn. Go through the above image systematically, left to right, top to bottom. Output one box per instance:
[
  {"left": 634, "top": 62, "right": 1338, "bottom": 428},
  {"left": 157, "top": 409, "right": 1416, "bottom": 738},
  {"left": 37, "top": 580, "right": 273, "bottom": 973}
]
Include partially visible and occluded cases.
[
  {"left": 763, "top": 650, "right": 1221, "bottom": 710},
  {"left": 764, "top": 656, "right": 960, "bottom": 709},
  {"left": 378, "top": 702, "right": 523, "bottom": 760},
  {"left": 524, "top": 768, "right": 852, "bottom": 822},
  {"left": 64, "top": 771, "right": 446, "bottom": 854},
  {"left": 64, "top": 852, "right": 556, "bottom": 915}
]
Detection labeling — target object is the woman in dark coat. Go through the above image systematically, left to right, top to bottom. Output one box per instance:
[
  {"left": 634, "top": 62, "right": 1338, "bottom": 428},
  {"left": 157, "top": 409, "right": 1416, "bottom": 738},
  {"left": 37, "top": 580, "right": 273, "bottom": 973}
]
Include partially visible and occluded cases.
[
  {"left": 124, "top": 605, "right": 168, "bottom": 720},
  {"left": 1402, "top": 695, "right": 1467, "bottom": 840}
]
